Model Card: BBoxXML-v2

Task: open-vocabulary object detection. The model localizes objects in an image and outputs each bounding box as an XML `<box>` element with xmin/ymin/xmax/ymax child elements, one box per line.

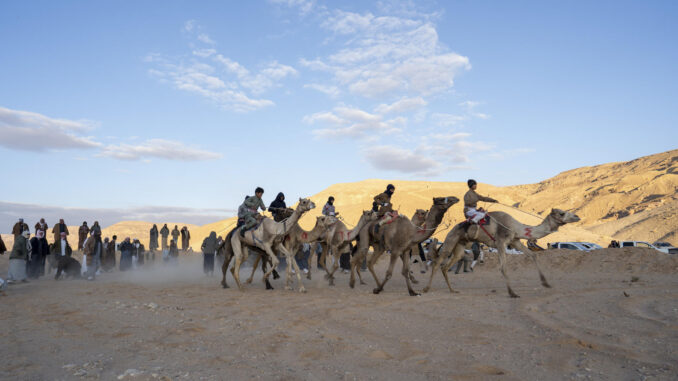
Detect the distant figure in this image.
<box><xmin>0</xmin><ymin>235</ymin><xmax>7</xmax><ymax>256</ymax></box>
<box><xmin>34</xmin><ymin>218</ymin><xmax>48</xmax><ymax>235</ymax></box>
<box><xmin>608</xmin><ymin>240</ymin><xmax>620</xmax><ymax>248</ymax></box>
<box><xmin>49</xmin><ymin>232</ymin><xmax>73</xmax><ymax>274</ymax></box>
<box><xmin>470</xmin><ymin>242</ymin><xmax>484</xmax><ymax>270</ymax></box>
<box><xmin>12</xmin><ymin>218</ymin><xmax>29</xmax><ymax>238</ymax></box>
<box><xmin>201</xmin><ymin>232</ymin><xmax>218</xmax><ymax>276</ymax></box>
<box><xmin>463</xmin><ymin>179</ymin><xmax>497</xmax><ymax>223</ymax></box>
<box><xmin>78</xmin><ymin>221</ymin><xmax>90</xmax><ymax>250</ymax></box>
<box><xmin>171</xmin><ymin>225</ymin><xmax>180</xmax><ymax>246</ymax></box>
<box><xmin>269</xmin><ymin>192</ymin><xmax>287</xmax><ymax>222</ymax></box>
<box><xmin>102</xmin><ymin>235</ymin><xmax>117</xmax><ymax>272</ymax></box>
<box><xmin>149</xmin><ymin>224</ymin><xmax>159</xmax><ymax>253</ymax></box>
<box><xmin>28</xmin><ymin>230</ymin><xmax>49</xmax><ymax>279</ymax></box>
<box><xmin>168</xmin><ymin>239</ymin><xmax>179</xmax><ymax>264</ymax></box>
<box><xmin>90</xmin><ymin>221</ymin><xmax>101</xmax><ymax>236</ymax></box>
<box><xmin>180</xmin><ymin>226</ymin><xmax>191</xmax><ymax>251</ymax></box>
<box><xmin>119</xmin><ymin>237</ymin><xmax>134</xmax><ymax>271</ymax></box>
<box><xmin>296</xmin><ymin>243</ymin><xmax>311</xmax><ymax>274</ymax></box>
<box><xmin>52</xmin><ymin>219</ymin><xmax>69</xmax><ymax>243</ymax></box>
<box><xmin>133</xmin><ymin>239</ymin><xmax>145</xmax><ymax>267</ymax></box>
<box><xmin>83</xmin><ymin>229</ymin><xmax>103</xmax><ymax>280</ymax></box>
<box><xmin>160</xmin><ymin>224</ymin><xmax>170</xmax><ymax>250</ymax></box>
<box><xmin>7</xmin><ymin>230</ymin><xmax>30</xmax><ymax>283</ymax></box>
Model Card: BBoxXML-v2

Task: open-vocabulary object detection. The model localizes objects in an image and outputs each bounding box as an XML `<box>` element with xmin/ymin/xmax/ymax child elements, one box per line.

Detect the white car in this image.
<box><xmin>580</xmin><ymin>242</ymin><xmax>603</xmax><ymax>250</ymax></box>
<box><xmin>549</xmin><ymin>242</ymin><xmax>591</xmax><ymax>251</ymax></box>
<box><xmin>653</xmin><ymin>242</ymin><xmax>678</xmax><ymax>255</ymax></box>
<box><xmin>621</xmin><ymin>241</ymin><xmax>677</xmax><ymax>254</ymax></box>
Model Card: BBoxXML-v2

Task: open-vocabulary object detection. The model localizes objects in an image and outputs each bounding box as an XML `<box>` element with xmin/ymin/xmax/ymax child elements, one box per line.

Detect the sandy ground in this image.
<box><xmin>1</xmin><ymin>248</ymin><xmax>677</xmax><ymax>380</ymax></box>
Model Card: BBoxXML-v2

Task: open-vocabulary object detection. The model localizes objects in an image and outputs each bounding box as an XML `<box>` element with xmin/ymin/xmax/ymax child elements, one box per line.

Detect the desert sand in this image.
<box><xmin>2</xmin><ymin>247</ymin><xmax>677</xmax><ymax>380</ymax></box>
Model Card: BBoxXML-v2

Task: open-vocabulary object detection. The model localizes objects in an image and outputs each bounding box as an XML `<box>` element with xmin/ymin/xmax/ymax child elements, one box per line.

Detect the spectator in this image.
<box><xmin>149</xmin><ymin>224</ymin><xmax>159</xmax><ymax>254</ymax></box>
<box><xmin>168</xmin><ymin>239</ymin><xmax>179</xmax><ymax>264</ymax></box>
<box><xmin>78</xmin><ymin>221</ymin><xmax>90</xmax><ymax>250</ymax></box>
<box><xmin>171</xmin><ymin>225</ymin><xmax>180</xmax><ymax>246</ymax></box>
<box><xmin>470</xmin><ymin>242</ymin><xmax>482</xmax><ymax>270</ymax></box>
<box><xmin>181</xmin><ymin>226</ymin><xmax>191</xmax><ymax>251</ymax></box>
<box><xmin>119</xmin><ymin>237</ymin><xmax>134</xmax><ymax>271</ymax></box>
<box><xmin>48</xmin><ymin>231</ymin><xmax>73</xmax><ymax>274</ymax></box>
<box><xmin>160</xmin><ymin>224</ymin><xmax>170</xmax><ymax>250</ymax></box>
<box><xmin>83</xmin><ymin>229</ymin><xmax>103</xmax><ymax>280</ymax></box>
<box><xmin>201</xmin><ymin>232</ymin><xmax>218</xmax><ymax>276</ymax></box>
<box><xmin>12</xmin><ymin>218</ymin><xmax>29</xmax><ymax>238</ymax></box>
<box><xmin>0</xmin><ymin>235</ymin><xmax>6</xmax><ymax>255</ymax></box>
<box><xmin>52</xmin><ymin>219</ymin><xmax>69</xmax><ymax>243</ymax></box>
<box><xmin>102</xmin><ymin>235</ymin><xmax>117</xmax><ymax>272</ymax></box>
<box><xmin>133</xmin><ymin>239</ymin><xmax>145</xmax><ymax>267</ymax></box>
<box><xmin>28</xmin><ymin>230</ymin><xmax>49</xmax><ymax>279</ymax></box>
<box><xmin>296</xmin><ymin>243</ymin><xmax>311</xmax><ymax>274</ymax></box>
<box><xmin>34</xmin><ymin>218</ymin><xmax>48</xmax><ymax>235</ymax></box>
<box><xmin>7</xmin><ymin>230</ymin><xmax>30</xmax><ymax>283</ymax></box>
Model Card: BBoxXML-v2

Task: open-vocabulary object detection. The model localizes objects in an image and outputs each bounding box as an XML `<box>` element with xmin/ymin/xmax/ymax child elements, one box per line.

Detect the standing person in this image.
<box><xmin>49</xmin><ymin>232</ymin><xmax>73</xmax><ymax>273</ymax></box>
<box><xmin>12</xmin><ymin>218</ymin><xmax>29</xmax><ymax>238</ymax></box>
<box><xmin>118</xmin><ymin>237</ymin><xmax>134</xmax><ymax>271</ymax></box>
<box><xmin>470</xmin><ymin>242</ymin><xmax>483</xmax><ymax>270</ymax></box>
<box><xmin>160</xmin><ymin>224</ymin><xmax>170</xmax><ymax>250</ymax></box>
<box><xmin>201</xmin><ymin>232</ymin><xmax>218</xmax><ymax>276</ymax></box>
<box><xmin>168</xmin><ymin>239</ymin><xmax>179</xmax><ymax>264</ymax></box>
<box><xmin>171</xmin><ymin>225</ymin><xmax>180</xmax><ymax>247</ymax></box>
<box><xmin>28</xmin><ymin>230</ymin><xmax>49</xmax><ymax>279</ymax></box>
<box><xmin>34</xmin><ymin>218</ymin><xmax>48</xmax><ymax>235</ymax></box>
<box><xmin>102</xmin><ymin>235</ymin><xmax>117</xmax><ymax>272</ymax></box>
<box><xmin>149</xmin><ymin>224</ymin><xmax>159</xmax><ymax>261</ymax></box>
<box><xmin>78</xmin><ymin>222</ymin><xmax>90</xmax><ymax>250</ymax></box>
<box><xmin>180</xmin><ymin>226</ymin><xmax>191</xmax><ymax>251</ymax></box>
<box><xmin>322</xmin><ymin>196</ymin><xmax>338</xmax><ymax>217</ymax></box>
<box><xmin>269</xmin><ymin>192</ymin><xmax>287</xmax><ymax>222</ymax></box>
<box><xmin>52</xmin><ymin>219</ymin><xmax>69</xmax><ymax>243</ymax></box>
<box><xmin>0</xmin><ymin>235</ymin><xmax>6</xmax><ymax>256</ymax></box>
<box><xmin>7</xmin><ymin>230</ymin><xmax>30</xmax><ymax>283</ymax></box>
<box><xmin>463</xmin><ymin>179</ymin><xmax>498</xmax><ymax>223</ymax></box>
<box><xmin>133</xmin><ymin>239</ymin><xmax>145</xmax><ymax>267</ymax></box>
<box><xmin>83</xmin><ymin>229</ymin><xmax>102</xmax><ymax>280</ymax></box>
<box><xmin>238</xmin><ymin>187</ymin><xmax>267</xmax><ymax>237</ymax></box>
<box><xmin>90</xmin><ymin>221</ymin><xmax>101</xmax><ymax>235</ymax></box>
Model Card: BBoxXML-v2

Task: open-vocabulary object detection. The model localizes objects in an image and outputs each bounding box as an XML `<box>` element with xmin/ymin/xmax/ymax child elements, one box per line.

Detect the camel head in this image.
<box><xmin>414</xmin><ymin>209</ymin><xmax>428</xmax><ymax>220</ymax></box>
<box><xmin>549</xmin><ymin>208</ymin><xmax>580</xmax><ymax>225</ymax></box>
<box><xmin>432</xmin><ymin>196</ymin><xmax>460</xmax><ymax>210</ymax></box>
<box><xmin>296</xmin><ymin>198</ymin><xmax>316</xmax><ymax>213</ymax></box>
<box><xmin>316</xmin><ymin>215</ymin><xmax>338</xmax><ymax>228</ymax></box>
<box><xmin>362</xmin><ymin>210</ymin><xmax>379</xmax><ymax>221</ymax></box>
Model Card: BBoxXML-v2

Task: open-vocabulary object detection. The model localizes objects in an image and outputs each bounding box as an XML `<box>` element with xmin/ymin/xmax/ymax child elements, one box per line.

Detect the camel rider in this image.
<box><xmin>464</xmin><ymin>179</ymin><xmax>497</xmax><ymax>224</ymax></box>
<box><xmin>239</xmin><ymin>187</ymin><xmax>267</xmax><ymax>237</ymax></box>
<box><xmin>373</xmin><ymin>184</ymin><xmax>396</xmax><ymax>233</ymax></box>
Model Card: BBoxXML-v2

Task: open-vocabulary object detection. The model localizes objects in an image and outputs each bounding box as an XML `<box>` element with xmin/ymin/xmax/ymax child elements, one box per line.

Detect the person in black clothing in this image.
<box><xmin>118</xmin><ymin>238</ymin><xmax>134</xmax><ymax>271</ymax></box>
<box><xmin>28</xmin><ymin>230</ymin><xmax>50</xmax><ymax>278</ymax></box>
<box><xmin>269</xmin><ymin>192</ymin><xmax>287</xmax><ymax>222</ymax></box>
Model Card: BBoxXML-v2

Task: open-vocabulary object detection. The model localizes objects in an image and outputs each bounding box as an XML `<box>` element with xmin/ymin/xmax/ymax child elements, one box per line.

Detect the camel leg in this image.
<box><xmin>373</xmin><ymin>250</ymin><xmax>398</xmax><ymax>294</ymax></box>
<box><xmin>512</xmin><ymin>240</ymin><xmax>551</xmax><ymax>288</ymax></box>
<box><xmin>400</xmin><ymin>250</ymin><xmax>420</xmax><ymax>296</ymax></box>
<box><xmin>440</xmin><ymin>244</ymin><xmax>466</xmax><ymax>294</ymax></box>
<box><xmin>229</xmin><ymin>240</ymin><xmax>245</xmax><ymax>291</ymax></box>
<box><xmin>367</xmin><ymin>247</ymin><xmax>385</xmax><ymax>289</ymax></box>
<box><xmin>246</xmin><ymin>254</ymin><xmax>261</xmax><ymax>284</ymax></box>
<box><xmin>259</xmin><ymin>253</ymin><xmax>274</xmax><ymax>290</ymax></box>
<box><xmin>220</xmin><ymin>252</ymin><xmax>233</xmax><ymax>289</ymax></box>
<box><xmin>327</xmin><ymin>248</ymin><xmax>341</xmax><ymax>286</ymax></box>
<box><xmin>278</xmin><ymin>243</ymin><xmax>305</xmax><ymax>293</ymax></box>
<box><xmin>260</xmin><ymin>245</ymin><xmax>279</xmax><ymax>285</ymax></box>
<box><xmin>497</xmin><ymin>243</ymin><xmax>519</xmax><ymax>298</ymax></box>
<box><xmin>349</xmin><ymin>245</ymin><xmax>368</xmax><ymax>288</ymax></box>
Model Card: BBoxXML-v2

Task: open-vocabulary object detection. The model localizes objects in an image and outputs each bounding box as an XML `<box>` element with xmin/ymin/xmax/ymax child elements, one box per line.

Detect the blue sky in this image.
<box><xmin>1</xmin><ymin>0</ymin><xmax>676</xmax><ymax>228</ymax></box>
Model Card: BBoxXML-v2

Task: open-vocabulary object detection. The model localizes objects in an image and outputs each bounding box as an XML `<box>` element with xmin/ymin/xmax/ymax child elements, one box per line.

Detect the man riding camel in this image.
<box><xmin>464</xmin><ymin>179</ymin><xmax>498</xmax><ymax>224</ymax></box>
<box><xmin>238</xmin><ymin>187</ymin><xmax>267</xmax><ymax>237</ymax></box>
<box><xmin>373</xmin><ymin>184</ymin><xmax>396</xmax><ymax>233</ymax></box>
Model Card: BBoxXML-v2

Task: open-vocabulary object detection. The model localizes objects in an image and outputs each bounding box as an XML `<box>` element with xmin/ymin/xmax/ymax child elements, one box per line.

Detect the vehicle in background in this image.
<box><xmin>619</xmin><ymin>241</ymin><xmax>677</xmax><ymax>254</ymax></box>
<box><xmin>653</xmin><ymin>242</ymin><xmax>678</xmax><ymax>254</ymax></box>
<box><xmin>548</xmin><ymin>242</ymin><xmax>591</xmax><ymax>251</ymax></box>
<box><xmin>580</xmin><ymin>242</ymin><xmax>603</xmax><ymax>250</ymax></box>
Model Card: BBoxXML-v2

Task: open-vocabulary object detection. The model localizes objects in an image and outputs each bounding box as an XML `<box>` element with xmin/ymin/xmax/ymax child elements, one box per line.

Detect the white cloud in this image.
<box><xmin>363</xmin><ymin>145</ymin><xmax>441</xmax><ymax>175</ymax></box>
<box><xmin>197</xmin><ymin>33</ymin><xmax>215</xmax><ymax>44</ymax></box>
<box><xmin>270</xmin><ymin>0</ymin><xmax>316</xmax><ymax>15</ymax></box>
<box><xmin>0</xmin><ymin>106</ymin><xmax>101</xmax><ymax>152</ymax></box>
<box><xmin>431</xmin><ymin>112</ymin><xmax>468</xmax><ymax>127</ymax></box>
<box><xmin>99</xmin><ymin>139</ymin><xmax>222</xmax><ymax>161</ymax></box>
<box><xmin>303</xmin><ymin>83</ymin><xmax>340</xmax><ymax>97</ymax></box>
<box><xmin>304</xmin><ymin>106</ymin><xmax>403</xmax><ymax>138</ymax></box>
<box><xmin>374</xmin><ymin>97</ymin><xmax>427</xmax><ymax>114</ymax></box>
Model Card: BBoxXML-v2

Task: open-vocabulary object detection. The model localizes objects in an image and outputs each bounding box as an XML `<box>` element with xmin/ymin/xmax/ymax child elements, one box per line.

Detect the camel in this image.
<box><xmin>245</xmin><ymin>215</ymin><xmax>337</xmax><ymax>287</ymax></box>
<box><xmin>317</xmin><ymin>210</ymin><xmax>378</xmax><ymax>286</ymax></box>
<box><xmin>422</xmin><ymin>208</ymin><xmax>580</xmax><ymax>297</ymax></box>
<box><xmin>218</xmin><ymin>230</ymin><xmax>280</xmax><ymax>290</ymax></box>
<box><xmin>229</xmin><ymin>198</ymin><xmax>316</xmax><ymax>292</ymax></box>
<box><xmin>349</xmin><ymin>196</ymin><xmax>459</xmax><ymax>296</ymax></box>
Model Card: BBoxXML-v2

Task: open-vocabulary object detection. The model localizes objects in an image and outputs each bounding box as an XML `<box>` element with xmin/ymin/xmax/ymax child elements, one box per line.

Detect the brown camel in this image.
<box><xmin>218</xmin><ymin>230</ymin><xmax>279</xmax><ymax>290</ymax></box>
<box><xmin>349</xmin><ymin>196</ymin><xmax>459</xmax><ymax>296</ymax></box>
<box><xmin>245</xmin><ymin>215</ymin><xmax>337</xmax><ymax>288</ymax></box>
<box><xmin>230</xmin><ymin>198</ymin><xmax>315</xmax><ymax>292</ymax></box>
<box><xmin>318</xmin><ymin>210</ymin><xmax>378</xmax><ymax>286</ymax></box>
<box><xmin>422</xmin><ymin>208</ymin><xmax>580</xmax><ymax>297</ymax></box>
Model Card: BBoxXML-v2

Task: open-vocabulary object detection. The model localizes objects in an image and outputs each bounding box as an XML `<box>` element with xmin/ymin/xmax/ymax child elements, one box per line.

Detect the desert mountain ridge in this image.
<box><xmin>2</xmin><ymin>149</ymin><xmax>676</xmax><ymax>249</ymax></box>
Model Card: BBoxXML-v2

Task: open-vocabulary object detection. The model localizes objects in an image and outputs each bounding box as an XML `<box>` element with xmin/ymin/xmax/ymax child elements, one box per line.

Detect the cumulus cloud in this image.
<box><xmin>374</xmin><ymin>97</ymin><xmax>427</xmax><ymax>114</ymax></box>
<box><xmin>0</xmin><ymin>106</ymin><xmax>101</xmax><ymax>152</ymax></box>
<box><xmin>270</xmin><ymin>0</ymin><xmax>316</xmax><ymax>15</ymax></box>
<box><xmin>147</xmin><ymin>22</ymin><xmax>297</xmax><ymax>112</ymax></box>
<box><xmin>99</xmin><ymin>139</ymin><xmax>221</xmax><ymax>161</ymax></box>
<box><xmin>303</xmin><ymin>83</ymin><xmax>340</xmax><ymax>97</ymax></box>
<box><xmin>303</xmin><ymin>106</ymin><xmax>403</xmax><ymax>138</ymax></box>
<box><xmin>0</xmin><ymin>201</ymin><xmax>234</xmax><ymax>230</ymax></box>
<box><xmin>363</xmin><ymin>145</ymin><xmax>441</xmax><ymax>175</ymax></box>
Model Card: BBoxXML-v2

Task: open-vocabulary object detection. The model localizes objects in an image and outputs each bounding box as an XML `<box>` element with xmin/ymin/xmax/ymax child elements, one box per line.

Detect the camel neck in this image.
<box><xmin>299</xmin><ymin>220</ymin><xmax>326</xmax><ymax>243</ymax></box>
<box><xmin>412</xmin><ymin>205</ymin><xmax>446</xmax><ymax>243</ymax></box>
<box><xmin>522</xmin><ymin>215</ymin><xmax>560</xmax><ymax>239</ymax></box>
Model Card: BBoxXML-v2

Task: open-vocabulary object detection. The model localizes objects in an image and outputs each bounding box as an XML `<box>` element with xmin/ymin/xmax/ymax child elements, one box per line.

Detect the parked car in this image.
<box><xmin>549</xmin><ymin>242</ymin><xmax>591</xmax><ymax>251</ymax></box>
<box><xmin>653</xmin><ymin>242</ymin><xmax>678</xmax><ymax>254</ymax></box>
<box><xmin>619</xmin><ymin>241</ymin><xmax>677</xmax><ymax>254</ymax></box>
<box><xmin>580</xmin><ymin>242</ymin><xmax>603</xmax><ymax>250</ymax></box>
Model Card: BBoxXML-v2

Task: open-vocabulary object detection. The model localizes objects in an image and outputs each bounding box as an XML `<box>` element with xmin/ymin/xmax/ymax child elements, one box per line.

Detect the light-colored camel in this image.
<box><xmin>317</xmin><ymin>210</ymin><xmax>378</xmax><ymax>286</ymax></box>
<box><xmin>350</xmin><ymin>196</ymin><xmax>459</xmax><ymax>296</ymax></box>
<box><xmin>219</xmin><ymin>230</ymin><xmax>279</xmax><ymax>290</ymax></box>
<box><xmin>422</xmin><ymin>208</ymin><xmax>580</xmax><ymax>297</ymax></box>
<box><xmin>245</xmin><ymin>215</ymin><xmax>337</xmax><ymax>287</ymax></box>
<box><xmin>229</xmin><ymin>198</ymin><xmax>316</xmax><ymax>292</ymax></box>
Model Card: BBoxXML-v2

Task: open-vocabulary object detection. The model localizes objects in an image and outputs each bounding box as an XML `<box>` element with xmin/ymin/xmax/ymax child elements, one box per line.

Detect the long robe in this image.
<box><xmin>149</xmin><ymin>226</ymin><xmax>159</xmax><ymax>251</ymax></box>
<box><xmin>160</xmin><ymin>226</ymin><xmax>170</xmax><ymax>250</ymax></box>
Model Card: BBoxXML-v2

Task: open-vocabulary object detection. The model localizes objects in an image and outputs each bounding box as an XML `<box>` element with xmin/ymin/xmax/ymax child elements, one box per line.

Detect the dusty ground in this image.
<box><xmin>1</xmin><ymin>248</ymin><xmax>677</xmax><ymax>380</ymax></box>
